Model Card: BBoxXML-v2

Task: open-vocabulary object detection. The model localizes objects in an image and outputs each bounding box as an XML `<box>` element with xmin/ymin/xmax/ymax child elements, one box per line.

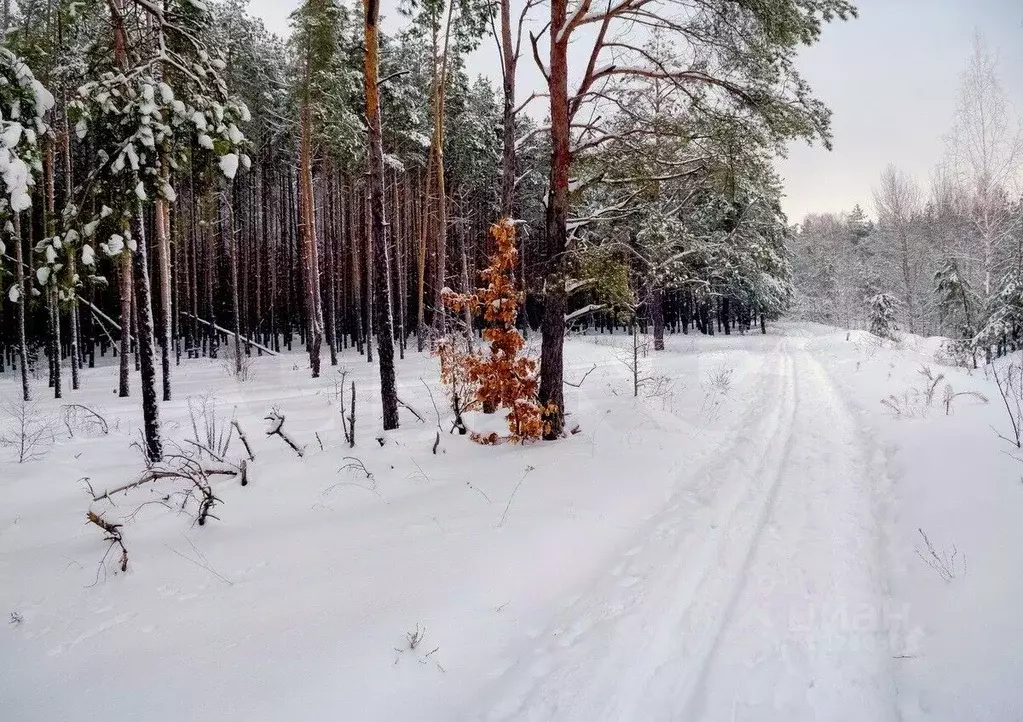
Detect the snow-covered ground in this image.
<box><xmin>1</xmin><ymin>323</ymin><xmax>1021</xmax><ymax>721</ymax></box>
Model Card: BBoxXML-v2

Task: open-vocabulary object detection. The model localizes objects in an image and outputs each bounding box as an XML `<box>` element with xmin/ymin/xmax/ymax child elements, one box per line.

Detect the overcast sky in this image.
<box><xmin>248</xmin><ymin>0</ymin><xmax>1023</xmax><ymax>222</ymax></box>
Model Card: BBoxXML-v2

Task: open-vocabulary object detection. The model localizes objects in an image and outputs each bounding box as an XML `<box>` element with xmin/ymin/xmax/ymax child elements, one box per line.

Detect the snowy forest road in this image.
<box><xmin>481</xmin><ymin>336</ymin><xmax>899</xmax><ymax>722</ymax></box>
<box><xmin>3</xmin><ymin>330</ymin><xmax>921</xmax><ymax>722</ymax></box>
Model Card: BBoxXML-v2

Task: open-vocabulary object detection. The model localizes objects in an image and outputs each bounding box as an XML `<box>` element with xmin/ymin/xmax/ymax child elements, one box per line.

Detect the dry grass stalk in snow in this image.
<box><xmin>918</xmin><ymin>365</ymin><xmax>945</xmax><ymax>406</ymax></box>
<box><xmin>942</xmin><ymin>384</ymin><xmax>989</xmax><ymax>415</ymax></box>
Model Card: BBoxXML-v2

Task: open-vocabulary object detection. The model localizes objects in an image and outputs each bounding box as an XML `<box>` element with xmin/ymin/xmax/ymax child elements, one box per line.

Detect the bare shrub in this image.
<box><xmin>186</xmin><ymin>393</ymin><xmax>234</xmax><ymax>461</ymax></box>
<box><xmin>614</xmin><ymin>322</ymin><xmax>654</xmax><ymax>398</ymax></box>
<box><xmin>990</xmin><ymin>358</ymin><xmax>1023</xmax><ymax>448</ymax></box>
<box><xmin>393</xmin><ymin>624</ymin><xmax>442</xmax><ymax>670</ymax></box>
<box><xmin>0</xmin><ymin>395</ymin><xmax>55</xmax><ymax>463</ymax></box>
<box><xmin>707</xmin><ymin>365</ymin><xmax>734</xmax><ymax>396</ymax></box>
<box><xmin>644</xmin><ymin>375</ymin><xmax>679</xmax><ymax>412</ymax></box>
<box><xmin>62</xmin><ymin>404</ymin><xmax>109</xmax><ymax>437</ymax></box>
<box><xmin>221</xmin><ymin>344</ymin><xmax>254</xmax><ymax>382</ymax></box>
<box><xmin>915</xmin><ymin>527</ymin><xmax>964</xmax><ymax>582</ymax></box>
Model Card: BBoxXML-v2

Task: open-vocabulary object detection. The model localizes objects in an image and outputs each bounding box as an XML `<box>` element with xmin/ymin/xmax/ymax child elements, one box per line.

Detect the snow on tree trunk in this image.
<box><xmin>131</xmin><ymin>216</ymin><xmax>162</xmax><ymax>462</ymax></box>
<box><xmin>118</xmin><ymin>251</ymin><xmax>132</xmax><ymax>398</ymax></box>
<box><xmin>298</xmin><ymin>101</ymin><xmax>323</xmax><ymax>378</ymax></box>
<box><xmin>156</xmin><ymin>167</ymin><xmax>173</xmax><ymax>401</ymax></box>
<box><xmin>50</xmin><ymin>286</ymin><xmax>62</xmax><ymax>399</ymax></box>
<box><xmin>224</xmin><ymin>183</ymin><xmax>243</xmax><ymax>377</ymax></box>
<box><xmin>14</xmin><ymin>215</ymin><xmax>29</xmax><ymax>401</ymax></box>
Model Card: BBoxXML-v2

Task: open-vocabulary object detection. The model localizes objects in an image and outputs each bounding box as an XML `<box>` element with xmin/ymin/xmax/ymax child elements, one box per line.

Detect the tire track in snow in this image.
<box><xmin>480</xmin><ymin>342</ymin><xmax>803</xmax><ymax>721</ymax></box>
<box><xmin>680</xmin><ymin>349</ymin><xmax>898</xmax><ymax>722</ymax></box>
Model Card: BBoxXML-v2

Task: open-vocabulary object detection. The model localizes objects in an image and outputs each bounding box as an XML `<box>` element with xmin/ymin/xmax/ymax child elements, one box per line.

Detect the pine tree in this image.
<box><xmin>1</xmin><ymin>47</ymin><xmax>53</xmax><ymax>401</ymax></box>
<box><xmin>868</xmin><ymin>293</ymin><xmax>900</xmax><ymax>340</ymax></box>
<box><xmin>364</xmin><ymin>0</ymin><xmax>400</xmax><ymax>430</ymax></box>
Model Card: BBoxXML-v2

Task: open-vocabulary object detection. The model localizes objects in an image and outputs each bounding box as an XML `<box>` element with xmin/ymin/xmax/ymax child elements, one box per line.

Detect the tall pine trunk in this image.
<box><xmin>298</xmin><ymin>66</ymin><xmax>323</xmax><ymax>377</ymax></box>
<box><xmin>49</xmin><ymin>286</ymin><xmax>62</xmax><ymax>399</ymax></box>
<box><xmin>118</xmin><ymin>251</ymin><xmax>132</xmax><ymax>397</ymax></box>
<box><xmin>430</xmin><ymin>1</ymin><xmax>457</xmax><ymax>338</ymax></box>
<box><xmin>131</xmin><ymin>214</ymin><xmax>162</xmax><ymax>462</ymax></box>
<box><xmin>538</xmin><ymin>0</ymin><xmax>571</xmax><ymax>439</ymax></box>
<box><xmin>224</xmin><ymin>183</ymin><xmax>243</xmax><ymax>375</ymax></box>
<box><xmin>364</xmin><ymin>0</ymin><xmax>399</xmax><ymax>431</ymax></box>
<box><xmin>651</xmin><ymin>286</ymin><xmax>665</xmax><ymax>350</ymax></box>
<box><xmin>13</xmin><ymin>214</ymin><xmax>29</xmax><ymax>401</ymax></box>
<box><xmin>499</xmin><ymin>0</ymin><xmax>516</xmax><ymax>218</ymax></box>
<box><xmin>155</xmin><ymin>166</ymin><xmax>172</xmax><ymax>400</ymax></box>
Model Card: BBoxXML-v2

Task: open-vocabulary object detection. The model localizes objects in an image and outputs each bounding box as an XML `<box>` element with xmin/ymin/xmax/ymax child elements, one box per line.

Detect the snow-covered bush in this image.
<box><xmin>933</xmin><ymin>259</ymin><xmax>976</xmax><ymax>341</ymax></box>
<box><xmin>868</xmin><ymin>293</ymin><xmax>900</xmax><ymax>340</ymax></box>
<box><xmin>0</xmin><ymin>394</ymin><xmax>56</xmax><ymax>463</ymax></box>
<box><xmin>933</xmin><ymin>339</ymin><xmax>974</xmax><ymax>369</ymax></box>
<box><xmin>973</xmin><ymin>269</ymin><xmax>1023</xmax><ymax>358</ymax></box>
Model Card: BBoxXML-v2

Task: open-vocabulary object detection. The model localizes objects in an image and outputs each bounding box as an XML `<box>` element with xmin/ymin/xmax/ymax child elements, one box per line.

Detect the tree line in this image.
<box><xmin>1</xmin><ymin>0</ymin><xmax>856</xmax><ymax>454</ymax></box>
<box><xmin>790</xmin><ymin>34</ymin><xmax>1022</xmax><ymax>360</ymax></box>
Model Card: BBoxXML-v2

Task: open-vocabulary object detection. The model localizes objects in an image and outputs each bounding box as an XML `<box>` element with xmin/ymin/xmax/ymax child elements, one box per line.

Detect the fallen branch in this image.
<box><xmin>397</xmin><ymin>397</ymin><xmax>426</xmax><ymax>423</ymax></box>
<box><xmin>191</xmin><ymin>468</ymin><xmax>221</xmax><ymax>526</ymax></box>
<box><xmin>80</xmin><ymin>298</ymin><xmax>129</xmax><ymax>341</ymax></box>
<box><xmin>182</xmin><ymin>438</ymin><xmax>227</xmax><ymax>464</ymax></box>
<box><xmin>264</xmin><ymin>409</ymin><xmax>304</xmax><ymax>457</ymax></box>
<box><xmin>565</xmin><ymin>304</ymin><xmax>606</xmax><ymax>325</ymax></box>
<box><xmin>88</xmin><ymin>308</ymin><xmax>121</xmax><ymax>349</ymax></box>
<box><xmin>92</xmin><ymin>466</ymin><xmax>238</xmax><ymax>502</ymax></box>
<box><xmin>86</xmin><ymin>510</ymin><xmax>128</xmax><ymax>573</ymax></box>
<box><xmin>565</xmin><ymin>364</ymin><xmax>597</xmax><ymax>388</ymax></box>
<box><xmin>183</xmin><ymin>312</ymin><xmax>278</xmax><ymax>356</ymax></box>
<box><xmin>232</xmin><ymin>420</ymin><xmax>255</xmax><ymax>461</ymax></box>
<box><xmin>340</xmin><ymin>456</ymin><xmax>373</xmax><ymax>479</ymax></box>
